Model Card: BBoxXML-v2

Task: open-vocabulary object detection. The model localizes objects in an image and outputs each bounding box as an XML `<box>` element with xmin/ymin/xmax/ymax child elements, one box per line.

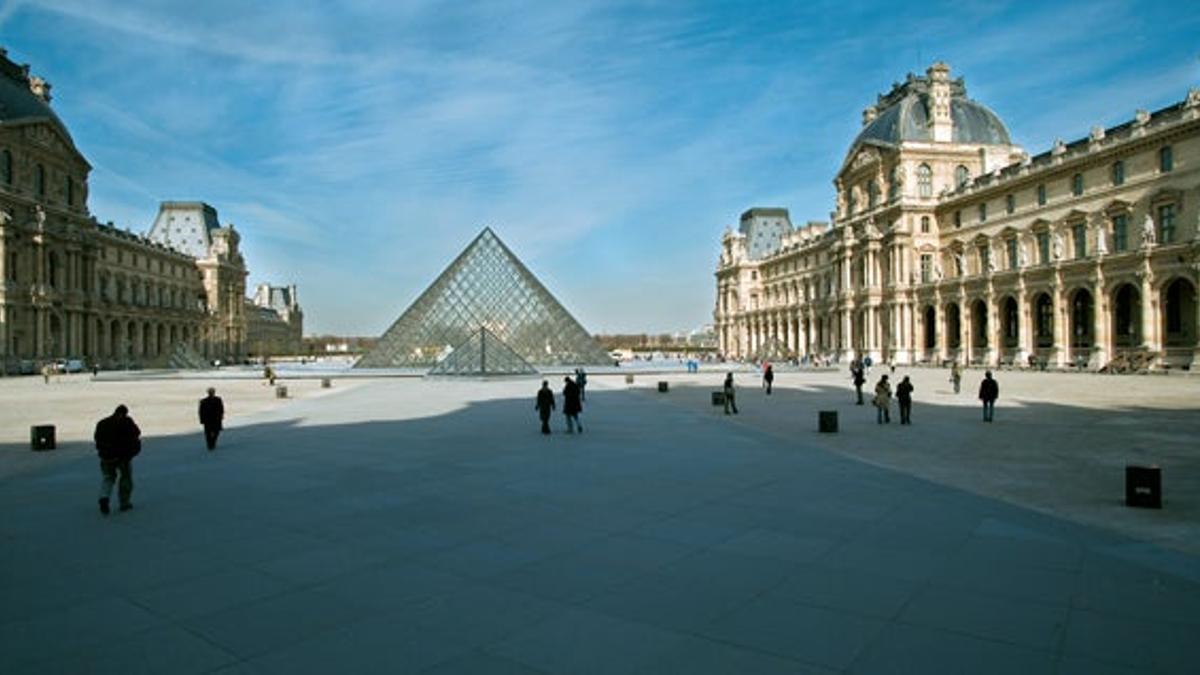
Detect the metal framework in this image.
<box><xmin>356</xmin><ymin>227</ymin><xmax>611</xmax><ymax>372</ymax></box>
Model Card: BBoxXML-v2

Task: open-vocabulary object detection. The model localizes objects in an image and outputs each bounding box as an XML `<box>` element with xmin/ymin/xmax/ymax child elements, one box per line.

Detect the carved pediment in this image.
<box><xmin>848</xmin><ymin>147</ymin><xmax>881</xmax><ymax>172</ymax></box>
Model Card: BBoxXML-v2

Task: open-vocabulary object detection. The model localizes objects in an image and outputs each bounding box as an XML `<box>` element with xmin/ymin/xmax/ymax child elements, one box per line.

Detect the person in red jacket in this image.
<box><xmin>93</xmin><ymin>404</ymin><xmax>141</xmax><ymax>514</ymax></box>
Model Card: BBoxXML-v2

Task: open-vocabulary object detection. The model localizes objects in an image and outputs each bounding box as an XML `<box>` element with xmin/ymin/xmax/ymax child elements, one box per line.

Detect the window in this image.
<box><xmin>1005</xmin><ymin>194</ymin><xmax>1014</xmax><ymax>215</ymax></box>
<box><xmin>1071</xmin><ymin>173</ymin><xmax>1083</xmax><ymax>197</ymax></box>
<box><xmin>1072</xmin><ymin>223</ymin><xmax>1087</xmax><ymax>259</ymax></box>
<box><xmin>868</xmin><ymin>182</ymin><xmax>879</xmax><ymax>209</ymax></box>
<box><xmin>847</xmin><ymin>189</ymin><xmax>857</xmax><ymax>215</ymax></box>
<box><xmin>1</xmin><ymin>149</ymin><xmax>10</xmax><ymax>184</ymax></box>
<box><xmin>920</xmin><ymin>216</ymin><xmax>930</xmax><ymax>233</ymax></box>
<box><xmin>978</xmin><ymin>202</ymin><xmax>987</xmax><ymax>223</ymax></box>
<box><xmin>979</xmin><ymin>245</ymin><xmax>990</xmax><ymax>272</ymax></box>
<box><xmin>955</xmin><ymin>165</ymin><xmax>970</xmax><ymax>187</ymax></box>
<box><xmin>1112</xmin><ymin>214</ymin><xmax>1128</xmax><ymax>252</ymax></box>
<box><xmin>1036</xmin><ymin>184</ymin><xmax>1046</xmax><ymax>206</ymax></box>
<box><xmin>66</xmin><ymin>177</ymin><xmax>74</xmax><ymax>206</ymax></box>
<box><xmin>888</xmin><ymin>168</ymin><xmax>899</xmax><ymax>201</ymax></box>
<box><xmin>1112</xmin><ymin>160</ymin><xmax>1125</xmax><ymax>186</ymax></box>
<box><xmin>7</xmin><ymin>251</ymin><xmax>16</xmax><ymax>281</ymax></box>
<box><xmin>1159</xmin><ymin>145</ymin><xmax>1173</xmax><ymax>172</ymax></box>
<box><xmin>917</xmin><ymin>164</ymin><xmax>932</xmax><ymax>198</ymax></box>
<box><xmin>1007</xmin><ymin>238</ymin><xmax>1018</xmax><ymax>270</ymax></box>
<box><xmin>954</xmin><ymin>210</ymin><xmax>962</xmax><ymax>228</ymax></box>
<box><xmin>920</xmin><ymin>254</ymin><xmax>932</xmax><ymax>283</ymax></box>
<box><xmin>1037</xmin><ymin>231</ymin><xmax>1050</xmax><ymax>264</ymax></box>
<box><xmin>1158</xmin><ymin>204</ymin><xmax>1176</xmax><ymax>244</ymax></box>
<box><xmin>34</xmin><ymin>164</ymin><xmax>45</xmax><ymax>197</ymax></box>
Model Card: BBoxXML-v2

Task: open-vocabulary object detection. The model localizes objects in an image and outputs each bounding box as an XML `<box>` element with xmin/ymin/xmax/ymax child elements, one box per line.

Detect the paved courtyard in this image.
<box><xmin>1</xmin><ymin>372</ymin><xmax>1198</xmax><ymax>674</ymax></box>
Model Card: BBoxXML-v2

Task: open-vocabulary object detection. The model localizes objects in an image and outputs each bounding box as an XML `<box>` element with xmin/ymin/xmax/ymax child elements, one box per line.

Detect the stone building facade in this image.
<box><xmin>245</xmin><ymin>283</ymin><xmax>303</xmax><ymax>356</ymax></box>
<box><xmin>0</xmin><ymin>47</ymin><xmax>248</xmax><ymax>372</ymax></box>
<box><xmin>716</xmin><ymin>63</ymin><xmax>1200</xmax><ymax>370</ymax></box>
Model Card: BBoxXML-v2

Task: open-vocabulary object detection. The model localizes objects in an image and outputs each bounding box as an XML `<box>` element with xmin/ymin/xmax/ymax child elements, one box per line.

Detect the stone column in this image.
<box><xmin>1089</xmin><ymin>275</ymin><xmax>1108</xmax><ymax>370</ymax></box>
<box><xmin>1139</xmin><ymin>270</ymin><xmax>1155</xmax><ymax>354</ymax></box>
<box><xmin>1015</xmin><ymin>282</ymin><xmax>1031</xmax><ymax>366</ymax></box>
<box><xmin>1049</xmin><ymin>281</ymin><xmax>1065</xmax><ymax>368</ymax></box>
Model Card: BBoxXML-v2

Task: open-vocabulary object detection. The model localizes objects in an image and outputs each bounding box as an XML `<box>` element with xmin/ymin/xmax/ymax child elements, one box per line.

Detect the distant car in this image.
<box><xmin>63</xmin><ymin>359</ymin><xmax>85</xmax><ymax>373</ymax></box>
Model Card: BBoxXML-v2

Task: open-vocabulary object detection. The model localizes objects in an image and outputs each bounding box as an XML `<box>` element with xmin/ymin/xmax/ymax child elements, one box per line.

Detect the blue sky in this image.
<box><xmin>2</xmin><ymin>1</ymin><xmax>1197</xmax><ymax>335</ymax></box>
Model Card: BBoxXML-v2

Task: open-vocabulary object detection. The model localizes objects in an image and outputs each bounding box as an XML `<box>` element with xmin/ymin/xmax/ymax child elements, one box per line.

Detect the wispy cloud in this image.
<box><xmin>4</xmin><ymin>1</ymin><xmax>1194</xmax><ymax>333</ymax></box>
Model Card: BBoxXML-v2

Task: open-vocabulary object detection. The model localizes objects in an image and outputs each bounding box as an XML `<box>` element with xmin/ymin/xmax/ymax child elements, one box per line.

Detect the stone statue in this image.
<box><xmin>1051</xmin><ymin>231</ymin><xmax>1064</xmax><ymax>260</ymax></box>
<box><xmin>1018</xmin><ymin>243</ymin><xmax>1029</xmax><ymax>268</ymax></box>
<box><xmin>34</xmin><ymin>205</ymin><xmax>46</xmax><ymax>230</ymax></box>
<box><xmin>1141</xmin><ymin>214</ymin><xmax>1156</xmax><ymax>247</ymax></box>
<box><xmin>934</xmin><ymin>264</ymin><xmax>944</xmax><ymax>281</ymax></box>
<box><xmin>1094</xmin><ymin>221</ymin><xmax>1108</xmax><ymax>255</ymax></box>
<box><xmin>986</xmin><ymin>255</ymin><xmax>997</xmax><ymax>273</ymax></box>
<box><xmin>954</xmin><ymin>252</ymin><xmax>966</xmax><ymax>276</ymax></box>
<box><xmin>864</xmin><ymin>217</ymin><xmax>879</xmax><ymax>238</ymax></box>
<box><xmin>0</xmin><ymin>208</ymin><xmax>11</xmax><ymax>226</ymax></box>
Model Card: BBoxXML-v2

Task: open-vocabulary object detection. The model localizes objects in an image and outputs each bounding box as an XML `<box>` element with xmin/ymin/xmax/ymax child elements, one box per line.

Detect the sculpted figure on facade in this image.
<box><xmin>1141</xmin><ymin>213</ymin><xmax>1156</xmax><ymax>247</ymax></box>
<box><xmin>954</xmin><ymin>252</ymin><xmax>966</xmax><ymax>276</ymax></box>
<box><xmin>1051</xmin><ymin>231</ymin><xmax>1064</xmax><ymax>260</ymax></box>
<box><xmin>34</xmin><ymin>204</ymin><xmax>46</xmax><ymax>230</ymax></box>
<box><xmin>0</xmin><ymin>208</ymin><xmax>11</xmax><ymax>226</ymax></box>
<box><xmin>1018</xmin><ymin>241</ymin><xmax>1029</xmax><ymax>268</ymax></box>
<box><xmin>1094</xmin><ymin>219</ymin><xmax>1109</xmax><ymax>255</ymax></box>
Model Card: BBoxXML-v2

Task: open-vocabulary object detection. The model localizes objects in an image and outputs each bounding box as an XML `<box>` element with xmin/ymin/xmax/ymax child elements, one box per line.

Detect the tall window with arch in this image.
<box><xmin>920</xmin><ymin>215</ymin><xmax>930</xmax><ymax>233</ymax></box>
<box><xmin>1</xmin><ymin>149</ymin><xmax>11</xmax><ymax>184</ymax></box>
<box><xmin>34</xmin><ymin>164</ymin><xmax>45</xmax><ymax>197</ymax></box>
<box><xmin>955</xmin><ymin>165</ymin><xmax>970</xmax><ymax>188</ymax></box>
<box><xmin>917</xmin><ymin>164</ymin><xmax>932</xmax><ymax>198</ymax></box>
<box><xmin>1157</xmin><ymin>203</ymin><xmax>1176</xmax><ymax>244</ymax></box>
<box><xmin>868</xmin><ymin>182</ymin><xmax>879</xmax><ymax>209</ymax></box>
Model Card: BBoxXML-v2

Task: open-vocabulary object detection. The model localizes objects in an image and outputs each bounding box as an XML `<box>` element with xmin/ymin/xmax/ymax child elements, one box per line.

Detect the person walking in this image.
<box><xmin>979</xmin><ymin>370</ymin><xmax>999</xmax><ymax>422</ymax></box>
<box><xmin>198</xmin><ymin>387</ymin><xmax>225</xmax><ymax>451</ymax></box>
<box><xmin>563</xmin><ymin>376</ymin><xmax>583</xmax><ymax>434</ymax></box>
<box><xmin>950</xmin><ymin>361</ymin><xmax>962</xmax><ymax>394</ymax></box>
<box><xmin>535</xmin><ymin>380</ymin><xmax>555</xmax><ymax>435</ymax></box>
<box><xmin>763</xmin><ymin>364</ymin><xmax>775</xmax><ymax>395</ymax></box>
<box><xmin>896</xmin><ymin>376</ymin><xmax>914</xmax><ymax>425</ymax></box>
<box><xmin>873</xmin><ymin>375</ymin><xmax>892</xmax><ymax>424</ymax></box>
<box><xmin>575</xmin><ymin>368</ymin><xmax>588</xmax><ymax>401</ymax></box>
<box><xmin>93</xmin><ymin>404</ymin><xmax>141</xmax><ymax>514</ymax></box>
<box><xmin>852</xmin><ymin>362</ymin><xmax>866</xmax><ymax>405</ymax></box>
<box><xmin>723</xmin><ymin>372</ymin><xmax>738</xmax><ymax>414</ymax></box>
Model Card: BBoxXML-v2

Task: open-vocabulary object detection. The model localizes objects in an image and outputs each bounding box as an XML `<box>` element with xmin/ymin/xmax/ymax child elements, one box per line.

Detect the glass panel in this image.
<box><xmin>357</xmin><ymin>228</ymin><xmax>612</xmax><ymax>371</ymax></box>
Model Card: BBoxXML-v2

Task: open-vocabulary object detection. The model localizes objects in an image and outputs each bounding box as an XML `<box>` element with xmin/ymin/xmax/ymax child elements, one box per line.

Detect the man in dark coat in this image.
<box><xmin>979</xmin><ymin>370</ymin><xmax>999</xmax><ymax>422</ymax></box>
<box><xmin>763</xmin><ymin>364</ymin><xmax>774</xmax><ymax>395</ymax></box>
<box><xmin>535</xmin><ymin>380</ymin><xmax>555</xmax><ymax>435</ymax></box>
<box><xmin>199</xmin><ymin>387</ymin><xmax>225</xmax><ymax>451</ymax></box>
<box><xmin>852</xmin><ymin>362</ymin><xmax>866</xmax><ymax>405</ymax></box>
<box><xmin>896</xmin><ymin>376</ymin><xmax>914</xmax><ymax>425</ymax></box>
<box><xmin>723</xmin><ymin>372</ymin><xmax>738</xmax><ymax>414</ymax></box>
<box><xmin>562</xmin><ymin>376</ymin><xmax>583</xmax><ymax>434</ymax></box>
<box><xmin>93</xmin><ymin>404</ymin><xmax>141</xmax><ymax>514</ymax></box>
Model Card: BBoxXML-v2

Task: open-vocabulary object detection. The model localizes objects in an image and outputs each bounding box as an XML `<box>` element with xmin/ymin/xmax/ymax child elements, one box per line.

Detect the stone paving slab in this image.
<box><xmin>1</xmin><ymin>376</ymin><xmax>1198</xmax><ymax>673</ymax></box>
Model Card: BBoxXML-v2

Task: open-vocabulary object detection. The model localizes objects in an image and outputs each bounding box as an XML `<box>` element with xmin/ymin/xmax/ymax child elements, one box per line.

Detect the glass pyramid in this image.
<box><xmin>427</xmin><ymin>326</ymin><xmax>537</xmax><ymax>376</ymax></box>
<box><xmin>356</xmin><ymin>227</ymin><xmax>612</xmax><ymax>371</ymax></box>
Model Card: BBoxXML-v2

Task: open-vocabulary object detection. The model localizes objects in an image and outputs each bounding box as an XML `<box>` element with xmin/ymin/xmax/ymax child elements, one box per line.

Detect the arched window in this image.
<box><xmin>955</xmin><ymin>165</ymin><xmax>970</xmax><ymax>188</ymax></box>
<box><xmin>920</xmin><ymin>216</ymin><xmax>930</xmax><ymax>233</ymax></box>
<box><xmin>34</xmin><ymin>164</ymin><xmax>45</xmax><ymax>197</ymax></box>
<box><xmin>1</xmin><ymin>149</ymin><xmax>11</xmax><ymax>184</ymax></box>
<box><xmin>66</xmin><ymin>176</ymin><xmax>74</xmax><ymax>206</ymax></box>
<box><xmin>917</xmin><ymin>164</ymin><xmax>932</xmax><ymax>198</ymax></box>
<box><xmin>888</xmin><ymin>168</ymin><xmax>899</xmax><ymax>201</ymax></box>
<box><xmin>868</xmin><ymin>182</ymin><xmax>879</xmax><ymax>209</ymax></box>
<box><xmin>847</xmin><ymin>188</ymin><xmax>857</xmax><ymax>215</ymax></box>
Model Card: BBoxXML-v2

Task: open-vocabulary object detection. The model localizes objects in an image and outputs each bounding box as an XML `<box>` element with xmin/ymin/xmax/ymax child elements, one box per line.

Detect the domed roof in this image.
<box><xmin>0</xmin><ymin>50</ymin><xmax>73</xmax><ymax>143</ymax></box>
<box><xmin>849</xmin><ymin>67</ymin><xmax>1010</xmax><ymax>153</ymax></box>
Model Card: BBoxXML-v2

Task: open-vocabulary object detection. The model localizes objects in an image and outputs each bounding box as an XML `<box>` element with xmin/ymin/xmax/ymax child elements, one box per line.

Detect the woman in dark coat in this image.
<box><xmin>535</xmin><ymin>381</ymin><xmax>555</xmax><ymax>435</ymax></box>
<box><xmin>562</xmin><ymin>376</ymin><xmax>583</xmax><ymax>434</ymax></box>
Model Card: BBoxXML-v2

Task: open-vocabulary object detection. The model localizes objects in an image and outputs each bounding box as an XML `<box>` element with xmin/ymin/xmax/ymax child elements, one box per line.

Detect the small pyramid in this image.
<box><xmin>428</xmin><ymin>326</ymin><xmax>537</xmax><ymax>376</ymax></box>
<box><xmin>356</xmin><ymin>228</ymin><xmax>611</xmax><ymax>370</ymax></box>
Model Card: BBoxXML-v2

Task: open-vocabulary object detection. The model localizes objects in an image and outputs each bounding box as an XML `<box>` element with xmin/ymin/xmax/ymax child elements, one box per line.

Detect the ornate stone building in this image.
<box><xmin>245</xmin><ymin>283</ymin><xmax>303</xmax><ymax>357</ymax></box>
<box><xmin>716</xmin><ymin>63</ymin><xmax>1200</xmax><ymax>370</ymax></box>
<box><xmin>0</xmin><ymin>47</ymin><xmax>248</xmax><ymax>372</ymax></box>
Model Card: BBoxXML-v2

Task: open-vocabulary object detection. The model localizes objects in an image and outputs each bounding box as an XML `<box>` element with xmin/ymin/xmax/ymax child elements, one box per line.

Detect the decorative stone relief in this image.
<box><xmin>1051</xmin><ymin>231</ymin><xmax>1064</xmax><ymax>261</ymax></box>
